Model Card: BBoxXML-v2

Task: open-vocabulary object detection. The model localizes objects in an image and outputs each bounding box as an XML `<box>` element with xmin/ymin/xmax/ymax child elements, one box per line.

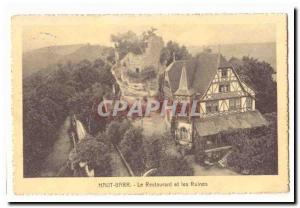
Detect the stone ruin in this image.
<box><xmin>111</xmin><ymin>35</ymin><xmax>165</xmax><ymax>103</ymax></box>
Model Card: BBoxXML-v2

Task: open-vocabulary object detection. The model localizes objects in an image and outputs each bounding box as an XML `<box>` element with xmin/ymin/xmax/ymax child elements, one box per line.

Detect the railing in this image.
<box><xmin>114</xmin><ymin>144</ymin><xmax>135</xmax><ymax>176</ymax></box>
<box><xmin>205</xmin><ymin>146</ymin><xmax>232</xmax><ymax>153</ymax></box>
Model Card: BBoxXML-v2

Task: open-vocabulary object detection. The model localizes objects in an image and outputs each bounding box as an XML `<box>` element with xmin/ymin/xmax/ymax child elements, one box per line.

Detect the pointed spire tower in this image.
<box><xmin>174</xmin><ymin>62</ymin><xmax>194</xmax><ymax>96</ymax></box>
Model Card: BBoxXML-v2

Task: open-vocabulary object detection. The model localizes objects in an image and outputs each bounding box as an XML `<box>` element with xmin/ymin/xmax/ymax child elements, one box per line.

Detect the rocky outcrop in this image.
<box><xmin>111</xmin><ymin>35</ymin><xmax>165</xmax><ymax>102</ymax></box>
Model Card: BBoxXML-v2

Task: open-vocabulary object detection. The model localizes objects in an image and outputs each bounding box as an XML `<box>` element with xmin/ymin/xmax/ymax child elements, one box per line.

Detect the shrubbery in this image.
<box><xmin>116</xmin><ymin>126</ymin><xmax>193</xmax><ymax>176</ymax></box>
<box><xmin>229</xmin><ymin>57</ymin><xmax>277</xmax><ymax>114</ymax></box>
<box><xmin>156</xmin><ymin>154</ymin><xmax>194</xmax><ymax>176</ymax></box>
<box><xmin>68</xmin><ymin>135</ymin><xmax>112</xmax><ymax>177</ymax></box>
<box><xmin>120</xmin><ymin>127</ymin><xmax>146</xmax><ymax>175</ymax></box>
<box><xmin>226</xmin><ymin>113</ymin><xmax>277</xmax><ymax>175</ymax></box>
<box><xmin>192</xmin><ymin>113</ymin><xmax>277</xmax><ymax>175</ymax></box>
<box><xmin>194</xmin><ymin>139</ymin><xmax>206</xmax><ymax>165</ymax></box>
<box><xmin>106</xmin><ymin>119</ymin><xmax>132</xmax><ymax>145</ymax></box>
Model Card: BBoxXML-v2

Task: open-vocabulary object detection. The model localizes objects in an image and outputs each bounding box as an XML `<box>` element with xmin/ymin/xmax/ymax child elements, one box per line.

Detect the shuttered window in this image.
<box><xmin>206</xmin><ymin>100</ymin><xmax>218</xmax><ymax>113</ymax></box>
<box><xmin>229</xmin><ymin>98</ymin><xmax>241</xmax><ymax>110</ymax></box>
<box><xmin>246</xmin><ymin>97</ymin><xmax>252</xmax><ymax>110</ymax></box>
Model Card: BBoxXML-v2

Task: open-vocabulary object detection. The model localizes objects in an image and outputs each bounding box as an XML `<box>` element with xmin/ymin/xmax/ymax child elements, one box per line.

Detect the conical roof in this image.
<box><xmin>174</xmin><ymin>63</ymin><xmax>194</xmax><ymax>96</ymax></box>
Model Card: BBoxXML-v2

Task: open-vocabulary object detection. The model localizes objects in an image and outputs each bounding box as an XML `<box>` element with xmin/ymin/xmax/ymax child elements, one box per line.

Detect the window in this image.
<box><xmin>179</xmin><ymin>127</ymin><xmax>188</xmax><ymax>141</ymax></box>
<box><xmin>221</xmin><ymin>69</ymin><xmax>227</xmax><ymax>78</ymax></box>
<box><xmin>229</xmin><ymin>98</ymin><xmax>241</xmax><ymax>110</ymax></box>
<box><xmin>136</xmin><ymin>68</ymin><xmax>140</xmax><ymax>73</ymax></box>
<box><xmin>246</xmin><ymin>97</ymin><xmax>252</xmax><ymax>110</ymax></box>
<box><xmin>219</xmin><ymin>84</ymin><xmax>230</xmax><ymax>93</ymax></box>
<box><xmin>206</xmin><ymin>101</ymin><xmax>218</xmax><ymax>113</ymax></box>
<box><xmin>165</xmin><ymin>80</ymin><xmax>170</xmax><ymax>88</ymax></box>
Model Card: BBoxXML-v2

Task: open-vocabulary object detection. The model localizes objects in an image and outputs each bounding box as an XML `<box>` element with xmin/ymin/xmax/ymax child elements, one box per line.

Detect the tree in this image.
<box><xmin>157</xmin><ymin>154</ymin><xmax>194</xmax><ymax>176</ymax></box>
<box><xmin>71</xmin><ymin>60</ymin><xmax>101</xmax><ymax>91</ymax></box>
<box><xmin>229</xmin><ymin>56</ymin><xmax>277</xmax><ymax>113</ymax></box>
<box><xmin>67</xmin><ymin>82</ymin><xmax>110</xmax><ymax>133</ymax></box>
<box><xmin>106</xmin><ymin>119</ymin><xmax>132</xmax><ymax>145</ymax></box>
<box><xmin>69</xmin><ymin>136</ymin><xmax>112</xmax><ymax>177</ymax></box>
<box><xmin>142</xmin><ymin>27</ymin><xmax>158</xmax><ymax>42</ymax></box>
<box><xmin>94</xmin><ymin>58</ymin><xmax>116</xmax><ymax>87</ymax></box>
<box><xmin>111</xmin><ymin>28</ymin><xmax>159</xmax><ymax>60</ymax></box>
<box><xmin>160</xmin><ymin>41</ymin><xmax>192</xmax><ymax>66</ymax></box>
<box><xmin>23</xmin><ymin>57</ymin><xmax>115</xmax><ymax>177</ymax></box>
<box><xmin>120</xmin><ymin>127</ymin><xmax>146</xmax><ymax>175</ymax></box>
<box><xmin>225</xmin><ymin>118</ymin><xmax>278</xmax><ymax>175</ymax></box>
<box><xmin>111</xmin><ymin>31</ymin><xmax>145</xmax><ymax>60</ymax></box>
<box><xmin>194</xmin><ymin>138</ymin><xmax>206</xmax><ymax>165</ymax></box>
<box><xmin>144</xmin><ymin>134</ymin><xmax>164</xmax><ymax>169</ymax></box>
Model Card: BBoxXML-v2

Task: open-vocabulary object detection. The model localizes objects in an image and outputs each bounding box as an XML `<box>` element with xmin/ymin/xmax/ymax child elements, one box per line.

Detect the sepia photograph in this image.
<box><xmin>11</xmin><ymin>14</ymin><xmax>289</xmax><ymax>195</ymax></box>
<box><xmin>22</xmin><ymin>18</ymin><xmax>278</xmax><ymax>178</ymax></box>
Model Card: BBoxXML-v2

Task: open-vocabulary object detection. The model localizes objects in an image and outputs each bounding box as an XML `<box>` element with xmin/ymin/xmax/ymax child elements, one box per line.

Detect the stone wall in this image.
<box><xmin>112</xmin><ymin>35</ymin><xmax>165</xmax><ymax>101</ymax></box>
<box><xmin>120</xmin><ymin>35</ymin><xmax>164</xmax><ymax>73</ymax></box>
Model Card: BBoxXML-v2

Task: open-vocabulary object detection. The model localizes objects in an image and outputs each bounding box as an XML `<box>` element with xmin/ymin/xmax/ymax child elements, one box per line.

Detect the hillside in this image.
<box><xmin>188</xmin><ymin>42</ymin><xmax>276</xmax><ymax>72</ymax></box>
<box><xmin>22</xmin><ymin>44</ymin><xmax>114</xmax><ymax>77</ymax></box>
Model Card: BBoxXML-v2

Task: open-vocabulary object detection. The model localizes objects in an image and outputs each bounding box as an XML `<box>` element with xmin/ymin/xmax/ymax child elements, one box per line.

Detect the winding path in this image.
<box><xmin>40</xmin><ymin>118</ymin><xmax>72</xmax><ymax>177</ymax></box>
<box><xmin>40</xmin><ymin>116</ymin><xmax>130</xmax><ymax>177</ymax></box>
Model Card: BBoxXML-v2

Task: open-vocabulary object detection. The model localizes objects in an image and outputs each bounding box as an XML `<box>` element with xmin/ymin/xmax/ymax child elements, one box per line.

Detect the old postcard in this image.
<box><xmin>11</xmin><ymin>14</ymin><xmax>289</xmax><ymax>195</ymax></box>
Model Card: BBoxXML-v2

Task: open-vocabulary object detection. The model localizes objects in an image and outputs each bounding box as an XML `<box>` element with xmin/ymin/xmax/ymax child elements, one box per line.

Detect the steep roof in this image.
<box><xmin>194</xmin><ymin>110</ymin><xmax>268</xmax><ymax>137</ymax></box>
<box><xmin>174</xmin><ymin>63</ymin><xmax>195</xmax><ymax>96</ymax></box>
<box><xmin>165</xmin><ymin>52</ymin><xmax>231</xmax><ymax>97</ymax></box>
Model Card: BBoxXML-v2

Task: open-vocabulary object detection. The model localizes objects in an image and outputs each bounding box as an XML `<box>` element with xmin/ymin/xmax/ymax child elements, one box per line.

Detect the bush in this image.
<box><xmin>157</xmin><ymin>154</ymin><xmax>194</xmax><ymax>176</ymax></box>
<box><xmin>120</xmin><ymin>127</ymin><xmax>146</xmax><ymax>175</ymax></box>
<box><xmin>106</xmin><ymin>119</ymin><xmax>132</xmax><ymax>145</ymax></box>
<box><xmin>229</xmin><ymin>56</ymin><xmax>277</xmax><ymax>113</ymax></box>
<box><xmin>225</xmin><ymin>117</ymin><xmax>277</xmax><ymax>175</ymax></box>
<box><xmin>144</xmin><ymin>134</ymin><xmax>164</xmax><ymax>170</ymax></box>
<box><xmin>192</xmin><ymin>113</ymin><xmax>277</xmax><ymax>175</ymax></box>
<box><xmin>69</xmin><ymin>136</ymin><xmax>112</xmax><ymax>177</ymax></box>
<box><xmin>194</xmin><ymin>138</ymin><xmax>206</xmax><ymax>165</ymax></box>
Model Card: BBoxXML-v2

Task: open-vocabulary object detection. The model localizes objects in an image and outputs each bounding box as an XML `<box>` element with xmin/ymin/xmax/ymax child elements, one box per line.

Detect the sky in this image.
<box><xmin>22</xmin><ymin>15</ymin><xmax>276</xmax><ymax>52</ymax></box>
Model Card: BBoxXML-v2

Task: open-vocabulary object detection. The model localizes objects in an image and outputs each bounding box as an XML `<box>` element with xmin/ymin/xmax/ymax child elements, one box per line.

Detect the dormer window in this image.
<box><xmin>221</xmin><ymin>69</ymin><xmax>227</xmax><ymax>78</ymax></box>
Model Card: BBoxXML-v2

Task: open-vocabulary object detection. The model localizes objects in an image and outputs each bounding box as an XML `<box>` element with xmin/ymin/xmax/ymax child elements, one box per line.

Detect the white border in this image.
<box><xmin>1</xmin><ymin>0</ymin><xmax>295</xmax><ymax>203</ymax></box>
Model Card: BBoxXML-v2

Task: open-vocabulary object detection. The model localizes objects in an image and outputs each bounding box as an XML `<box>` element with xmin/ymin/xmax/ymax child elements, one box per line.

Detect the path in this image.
<box><xmin>186</xmin><ymin>155</ymin><xmax>239</xmax><ymax>176</ymax></box>
<box><xmin>40</xmin><ymin>117</ymin><xmax>72</xmax><ymax>177</ymax></box>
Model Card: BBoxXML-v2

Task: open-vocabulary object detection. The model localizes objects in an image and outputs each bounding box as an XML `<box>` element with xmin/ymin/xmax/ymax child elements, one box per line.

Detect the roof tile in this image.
<box><xmin>165</xmin><ymin>52</ymin><xmax>231</xmax><ymax>97</ymax></box>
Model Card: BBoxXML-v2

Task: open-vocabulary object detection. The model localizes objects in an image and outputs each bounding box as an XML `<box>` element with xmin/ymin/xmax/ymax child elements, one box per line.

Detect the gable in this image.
<box><xmin>202</xmin><ymin>67</ymin><xmax>255</xmax><ymax>100</ymax></box>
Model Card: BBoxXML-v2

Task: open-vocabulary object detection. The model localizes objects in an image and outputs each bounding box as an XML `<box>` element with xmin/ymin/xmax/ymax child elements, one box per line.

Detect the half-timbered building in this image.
<box><xmin>162</xmin><ymin>52</ymin><xmax>268</xmax><ymax>148</ymax></box>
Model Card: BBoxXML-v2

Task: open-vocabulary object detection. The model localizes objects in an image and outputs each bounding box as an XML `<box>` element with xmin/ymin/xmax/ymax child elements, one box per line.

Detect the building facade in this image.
<box><xmin>162</xmin><ymin>52</ymin><xmax>267</xmax><ymax>148</ymax></box>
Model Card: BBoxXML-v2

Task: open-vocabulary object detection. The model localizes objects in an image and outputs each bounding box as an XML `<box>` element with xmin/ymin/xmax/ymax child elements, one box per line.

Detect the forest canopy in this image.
<box><xmin>23</xmin><ymin>58</ymin><xmax>115</xmax><ymax>177</ymax></box>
